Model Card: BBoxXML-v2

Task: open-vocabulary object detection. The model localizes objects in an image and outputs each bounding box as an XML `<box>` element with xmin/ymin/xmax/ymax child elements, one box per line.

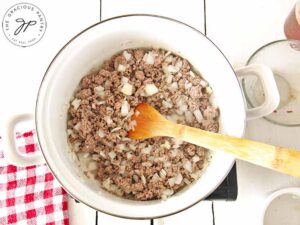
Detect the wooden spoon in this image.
<box><xmin>128</xmin><ymin>103</ymin><xmax>300</xmax><ymax>178</ymax></box>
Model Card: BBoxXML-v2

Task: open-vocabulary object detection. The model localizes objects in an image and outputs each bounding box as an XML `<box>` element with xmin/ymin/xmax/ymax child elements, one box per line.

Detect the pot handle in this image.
<box><xmin>2</xmin><ymin>114</ymin><xmax>45</xmax><ymax>167</ymax></box>
<box><xmin>235</xmin><ymin>64</ymin><xmax>280</xmax><ymax>120</ymax></box>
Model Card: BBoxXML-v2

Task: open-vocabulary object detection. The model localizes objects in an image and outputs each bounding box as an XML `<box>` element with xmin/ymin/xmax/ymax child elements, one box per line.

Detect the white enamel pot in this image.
<box><xmin>2</xmin><ymin>15</ymin><xmax>280</xmax><ymax>219</ymax></box>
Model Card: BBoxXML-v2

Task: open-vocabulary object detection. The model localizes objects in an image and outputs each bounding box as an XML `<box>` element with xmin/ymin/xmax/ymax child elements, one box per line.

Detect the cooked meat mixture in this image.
<box><xmin>67</xmin><ymin>48</ymin><xmax>219</xmax><ymax>200</ymax></box>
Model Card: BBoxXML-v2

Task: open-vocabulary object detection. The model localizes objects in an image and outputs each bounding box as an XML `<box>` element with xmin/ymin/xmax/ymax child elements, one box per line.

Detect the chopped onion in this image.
<box><xmin>185</xmin><ymin>81</ymin><xmax>193</xmax><ymax>90</ymax></box>
<box><xmin>185</xmin><ymin>111</ymin><xmax>194</xmax><ymax>123</ymax></box>
<box><xmin>162</xmin><ymin>189</ymin><xmax>174</xmax><ymax>199</ymax></box>
<box><xmin>97</xmin><ymin>129</ymin><xmax>105</xmax><ymax>138</ymax></box>
<box><xmin>162</xmin><ymin>100</ymin><xmax>173</xmax><ymax>108</ymax></box>
<box><xmin>143</xmin><ymin>52</ymin><xmax>155</xmax><ymax>64</ymax></box>
<box><xmin>171</xmin><ymin>82</ymin><xmax>179</xmax><ymax>90</ymax></box>
<box><xmin>142</xmin><ymin>162</ymin><xmax>153</xmax><ymax>167</ymax></box>
<box><xmin>133</xmin><ymin>175</ymin><xmax>139</xmax><ymax>182</ymax></box>
<box><xmin>83</xmin><ymin>153</ymin><xmax>90</xmax><ymax>158</ymax></box>
<box><xmin>164</xmin><ymin>51</ymin><xmax>172</xmax><ymax>58</ymax></box>
<box><xmin>183</xmin><ymin>160</ymin><xmax>193</xmax><ymax>173</ymax></box>
<box><xmin>164</xmin><ymin>161</ymin><xmax>171</xmax><ymax>168</ymax></box>
<box><xmin>165</xmin><ymin>74</ymin><xmax>173</xmax><ymax>84</ymax></box>
<box><xmin>189</xmin><ymin>71</ymin><xmax>195</xmax><ymax>77</ymax></box>
<box><xmin>119</xmin><ymin>165</ymin><xmax>126</xmax><ymax>174</ymax></box>
<box><xmin>200</xmin><ymin>80</ymin><xmax>208</xmax><ymax>87</ymax></box>
<box><xmin>183</xmin><ymin>178</ymin><xmax>191</xmax><ymax>185</ymax></box>
<box><xmin>73</xmin><ymin>142</ymin><xmax>81</xmax><ymax>152</ymax></box>
<box><xmin>104</xmin><ymin>116</ymin><xmax>113</xmax><ymax>125</ymax></box>
<box><xmin>206</xmin><ymin>86</ymin><xmax>213</xmax><ymax>94</ymax></box>
<box><xmin>111</xmin><ymin>127</ymin><xmax>121</xmax><ymax>132</ymax></box>
<box><xmin>96</xmin><ymin>100</ymin><xmax>105</xmax><ymax>105</ymax></box>
<box><xmin>141</xmin><ymin>175</ymin><xmax>146</xmax><ymax>184</ymax></box>
<box><xmin>92</xmin><ymin>154</ymin><xmax>100</xmax><ymax>160</ymax></box>
<box><xmin>167</xmin><ymin>65</ymin><xmax>179</xmax><ymax>73</ymax></box>
<box><xmin>175</xmin><ymin>60</ymin><xmax>183</xmax><ymax>70</ymax></box>
<box><xmin>174</xmin><ymin>173</ymin><xmax>183</xmax><ymax>184</ymax></box>
<box><xmin>159</xmin><ymin>169</ymin><xmax>167</xmax><ymax>178</ymax></box>
<box><xmin>126</xmin><ymin>152</ymin><xmax>132</xmax><ymax>159</ymax></box>
<box><xmin>171</xmin><ymin>149</ymin><xmax>178</xmax><ymax>157</ymax></box>
<box><xmin>144</xmin><ymin>84</ymin><xmax>159</xmax><ymax>96</ymax></box>
<box><xmin>141</xmin><ymin>145</ymin><xmax>152</xmax><ymax>154</ymax></box>
<box><xmin>129</xmin><ymin>144</ymin><xmax>136</xmax><ymax>151</ymax></box>
<box><xmin>192</xmin><ymin>155</ymin><xmax>200</xmax><ymax>163</ymax></box>
<box><xmin>164</xmin><ymin>55</ymin><xmax>173</xmax><ymax>63</ymax></box>
<box><xmin>173</xmin><ymin>138</ymin><xmax>183</xmax><ymax>148</ymax></box>
<box><xmin>121</xmin><ymin>76</ymin><xmax>129</xmax><ymax>84</ymax></box>
<box><xmin>117</xmin><ymin>64</ymin><xmax>126</xmax><ymax>72</ymax></box>
<box><xmin>87</xmin><ymin>161</ymin><xmax>98</xmax><ymax>171</ymax></box>
<box><xmin>123</xmin><ymin>50</ymin><xmax>132</xmax><ymax>61</ymax></box>
<box><xmin>116</xmin><ymin>144</ymin><xmax>125</xmax><ymax>152</ymax></box>
<box><xmin>121</xmin><ymin>83</ymin><xmax>133</xmax><ymax>96</ymax></box>
<box><xmin>94</xmin><ymin>86</ymin><xmax>105</xmax><ymax>97</ymax></box>
<box><xmin>121</xmin><ymin>100</ymin><xmax>130</xmax><ymax>117</ymax></box>
<box><xmin>168</xmin><ymin>177</ymin><xmax>176</xmax><ymax>187</ymax></box>
<box><xmin>160</xmin><ymin>141</ymin><xmax>171</xmax><ymax>149</ymax></box>
<box><xmin>151</xmin><ymin>173</ymin><xmax>160</xmax><ymax>182</ymax></box>
<box><xmin>71</xmin><ymin>98</ymin><xmax>81</xmax><ymax>110</ymax></box>
<box><xmin>102</xmin><ymin>178</ymin><xmax>111</xmax><ymax>190</ymax></box>
<box><xmin>99</xmin><ymin>151</ymin><xmax>106</xmax><ymax>158</ymax></box>
<box><xmin>108</xmin><ymin>151</ymin><xmax>116</xmax><ymax>160</ymax></box>
<box><xmin>193</xmin><ymin>109</ymin><xmax>203</xmax><ymax>123</ymax></box>
<box><xmin>190</xmin><ymin>171</ymin><xmax>201</xmax><ymax>180</ymax></box>
<box><xmin>73</xmin><ymin>122</ymin><xmax>81</xmax><ymax>131</ymax></box>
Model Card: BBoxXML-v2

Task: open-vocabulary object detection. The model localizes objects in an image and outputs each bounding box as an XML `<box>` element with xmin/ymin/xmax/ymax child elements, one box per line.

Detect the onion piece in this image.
<box><xmin>143</xmin><ymin>52</ymin><xmax>155</xmax><ymax>64</ymax></box>
<box><xmin>193</xmin><ymin>109</ymin><xmax>204</xmax><ymax>123</ymax></box>
<box><xmin>87</xmin><ymin>161</ymin><xmax>98</xmax><ymax>171</ymax></box>
<box><xmin>117</xmin><ymin>64</ymin><xmax>126</xmax><ymax>72</ymax></box>
<box><xmin>104</xmin><ymin>116</ymin><xmax>113</xmax><ymax>125</ymax></box>
<box><xmin>185</xmin><ymin>111</ymin><xmax>194</xmax><ymax>124</ymax></box>
<box><xmin>168</xmin><ymin>177</ymin><xmax>176</xmax><ymax>187</ymax></box>
<box><xmin>121</xmin><ymin>100</ymin><xmax>130</xmax><ymax>117</ymax></box>
<box><xmin>97</xmin><ymin>129</ymin><xmax>105</xmax><ymax>138</ymax></box>
<box><xmin>151</xmin><ymin>173</ymin><xmax>160</xmax><ymax>182</ymax></box>
<box><xmin>192</xmin><ymin>155</ymin><xmax>200</xmax><ymax>163</ymax></box>
<box><xmin>165</xmin><ymin>74</ymin><xmax>173</xmax><ymax>84</ymax></box>
<box><xmin>206</xmin><ymin>86</ymin><xmax>213</xmax><ymax>94</ymax></box>
<box><xmin>123</xmin><ymin>50</ymin><xmax>132</xmax><ymax>61</ymax></box>
<box><xmin>144</xmin><ymin>84</ymin><xmax>159</xmax><ymax>96</ymax></box>
<box><xmin>111</xmin><ymin>127</ymin><xmax>121</xmax><ymax>132</ymax></box>
<box><xmin>175</xmin><ymin>60</ymin><xmax>183</xmax><ymax>70</ymax></box>
<box><xmin>160</xmin><ymin>141</ymin><xmax>171</xmax><ymax>149</ymax></box>
<box><xmin>141</xmin><ymin>175</ymin><xmax>146</xmax><ymax>185</ymax></box>
<box><xmin>121</xmin><ymin>83</ymin><xmax>133</xmax><ymax>96</ymax></box>
<box><xmin>108</xmin><ymin>151</ymin><xmax>116</xmax><ymax>160</ymax></box>
<box><xmin>159</xmin><ymin>169</ymin><xmax>167</xmax><ymax>178</ymax></box>
<box><xmin>164</xmin><ymin>55</ymin><xmax>173</xmax><ymax>63</ymax></box>
<box><xmin>121</xmin><ymin>76</ymin><xmax>129</xmax><ymax>84</ymax></box>
<box><xmin>174</xmin><ymin>173</ymin><xmax>183</xmax><ymax>184</ymax></box>
<box><xmin>162</xmin><ymin>100</ymin><xmax>173</xmax><ymax>108</ymax></box>
<box><xmin>71</xmin><ymin>98</ymin><xmax>81</xmax><ymax>110</ymax></box>
<box><xmin>183</xmin><ymin>160</ymin><xmax>193</xmax><ymax>173</ymax></box>
<box><xmin>189</xmin><ymin>71</ymin><xmax>195</xmax><ymax>77</ymax></box>
<box><xmin>119</xmin><ymin>165</ymin><xmax>126</xmax><ymax>174</ymax></box>
<box><xmin>162</xmin><ymin>189</ymin><xmax>174</xmax><ymax>200</ymax></box>
<box><xmin>73</xmin><ymin>122</ymin><xmax>81</xmax><ymax>131</ymax></box>
<box><xmin>167</xmin><ymin>65</ymin><xmax>179</xmax><ymax>74</ymax></box>
<box><xmin>94</xmin><ymin>86</ymin><xmax>105</xmax><ymax>97</ymax></box>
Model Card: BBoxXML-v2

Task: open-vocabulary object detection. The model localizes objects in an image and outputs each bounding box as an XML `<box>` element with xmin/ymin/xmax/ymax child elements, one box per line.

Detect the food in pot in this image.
<box><xmin>67</xmin><ymin>48</ymin><xmax>219</xmax><ymax>200</ymax></box>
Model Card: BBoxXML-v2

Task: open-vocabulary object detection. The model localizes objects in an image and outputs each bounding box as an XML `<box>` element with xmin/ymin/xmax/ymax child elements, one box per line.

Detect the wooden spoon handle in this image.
<box><xmin>172</xmin><ymin>124</ymin><xmax>300</xmax><ymax>178</ymax></box>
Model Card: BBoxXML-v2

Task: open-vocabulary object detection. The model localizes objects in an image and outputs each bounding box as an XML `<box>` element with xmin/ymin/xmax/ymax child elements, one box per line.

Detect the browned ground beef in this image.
<box><xmin>67</xmin><ymin>48</ymin><xmax>219</xmax><ymax>200</ymax></box>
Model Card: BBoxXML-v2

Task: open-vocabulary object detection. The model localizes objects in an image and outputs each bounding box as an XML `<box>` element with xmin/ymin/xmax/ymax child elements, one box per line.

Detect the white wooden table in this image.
<box><xmin>1</xmin><ymin>0</ymin><xmax>300</xmax><ymax>224</ymax></box>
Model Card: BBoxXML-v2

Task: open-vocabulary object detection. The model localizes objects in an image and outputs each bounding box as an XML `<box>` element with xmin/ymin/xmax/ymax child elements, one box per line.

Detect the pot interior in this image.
<box><xmin>36</xmin><ymin>15</ymin><xmax>245</xmax><ymax>218</ymax></box>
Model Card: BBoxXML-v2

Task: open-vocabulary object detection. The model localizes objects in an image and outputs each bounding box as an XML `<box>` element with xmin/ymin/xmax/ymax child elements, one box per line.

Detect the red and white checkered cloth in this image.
<box><xmin>0</xmin><ymin>130</ymin><xmax>69</xmax><ymax>225</ymax></box>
